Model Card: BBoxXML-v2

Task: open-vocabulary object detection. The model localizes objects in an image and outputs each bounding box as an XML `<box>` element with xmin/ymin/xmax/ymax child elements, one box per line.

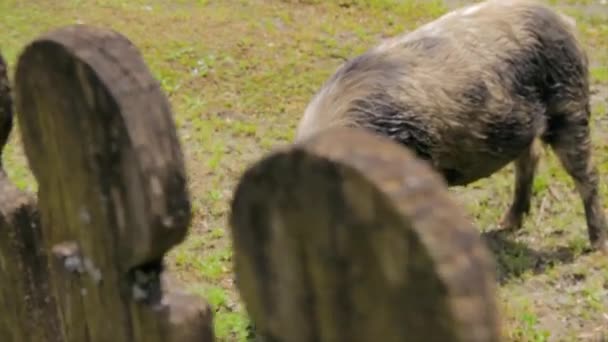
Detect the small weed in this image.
<box><xmin>513</xmin><ymin>312</ymin><xmax>551</xmax><ymax>342</ymax></box>
<box><xmin>196</xmin><ymin>247</ymin><xmax>232</xmax><ymax>280</ymax></box>
<box><xmin>214</xmin><ymin>311</ymin><xmax>251</xmax><ymax>341</ymax></box>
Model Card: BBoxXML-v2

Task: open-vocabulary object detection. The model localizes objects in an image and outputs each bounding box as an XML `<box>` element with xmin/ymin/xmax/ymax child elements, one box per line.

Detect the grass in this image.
<box><xmin>2</xmin><ymin>0</ymin><xmax>608</xmax><ymax>341</ymax></box>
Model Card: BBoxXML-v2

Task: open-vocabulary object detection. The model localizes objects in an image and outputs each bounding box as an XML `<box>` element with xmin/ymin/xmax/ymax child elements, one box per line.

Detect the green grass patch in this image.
<box><xmin>3</xmin><ymin>1</ymin><xmax>608</xmax><ymax>340</ymax></box>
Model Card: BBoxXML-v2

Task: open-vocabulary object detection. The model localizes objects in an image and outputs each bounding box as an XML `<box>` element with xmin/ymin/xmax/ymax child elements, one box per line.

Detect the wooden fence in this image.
<box><xmin>229</xmin><ymin>127</ymin><xmax>501</xmax><ymax>342</ymax></box>
<box><xmin>0</xmin><ymin>25</ymin><xmax>214</xmax><ymax>342</ymax></box>
<box><xmin>1</xmin><ymin>24</ymin><xmax>500</xmax><ymax>341</ymax></box>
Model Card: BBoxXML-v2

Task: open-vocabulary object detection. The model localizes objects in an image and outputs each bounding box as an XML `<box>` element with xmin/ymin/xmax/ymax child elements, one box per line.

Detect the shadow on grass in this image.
<box><xmin>481</xmin><ymin>229</ymin><xmax>581</xmax><ymax>284</ymax></box>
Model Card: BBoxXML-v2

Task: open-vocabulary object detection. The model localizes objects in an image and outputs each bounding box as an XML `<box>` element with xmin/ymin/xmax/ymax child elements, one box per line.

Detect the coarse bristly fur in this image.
<box><xmin>295</xmin><ymin>0</ymin><xmax>608</xmax><ymax>251</ymax></box>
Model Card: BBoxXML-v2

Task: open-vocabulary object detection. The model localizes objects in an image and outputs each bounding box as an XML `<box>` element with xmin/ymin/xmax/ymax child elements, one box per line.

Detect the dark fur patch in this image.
<box><xmin>521</xmin><ymin>4</ymin><xmax>588</xmax><ymax>104</ymax></box>
<box><xmin>441</xmin><ymin>168</ymin><xmax>464</xmax><ymax>185</ymax></box>
<box><xmin>480</xmin><ymin>49</ymin><xmax>547</xmax><ymax>158</ymax></box>
<box><xmin>482</xmin><ymin>115</ymin><xmax>538</xmax><ymax>159</ymax></box>
<box><xmin>461</xmin><ymin>81</ymin><xmax>490</xmax><ymax>107</ymax></box>
<box><xmin>349</xmin><ymin>93</ymin><xmax>437</xmax><ymax>161</ymax></box>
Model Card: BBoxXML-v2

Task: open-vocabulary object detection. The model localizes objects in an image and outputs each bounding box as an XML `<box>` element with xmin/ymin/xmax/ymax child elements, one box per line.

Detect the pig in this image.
<box><xmin>294</xmin><ymin>0</ymin><xmax>607</xmax><ymax>251</ymax></box>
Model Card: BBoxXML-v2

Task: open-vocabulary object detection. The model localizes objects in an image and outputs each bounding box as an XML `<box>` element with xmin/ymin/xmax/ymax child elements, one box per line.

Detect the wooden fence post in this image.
<box><xmin>229</xmin><ymin>127</ymin><xmax>501</xmax><ymax>342</ymax></box>
<box><xmin>7</xmin><ymin>24</ymin><xmax>214</xmax><ymax>341</ymax></box>
<box><xmin>0</xmin><ymin>51</ymin><xmax>63</xmax><ymax>342</ymax></box>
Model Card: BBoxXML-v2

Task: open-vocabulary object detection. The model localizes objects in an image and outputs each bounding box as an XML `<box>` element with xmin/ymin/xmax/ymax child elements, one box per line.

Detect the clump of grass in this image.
<box><xmin>510</xmin><ymin>311</ymin><xmax>551</xmax><ymax>342</ymax></box>
<box><xmin>591</xmin><ymin>66</ymin><xmax>608</xmax><ymax>83</ymax></box>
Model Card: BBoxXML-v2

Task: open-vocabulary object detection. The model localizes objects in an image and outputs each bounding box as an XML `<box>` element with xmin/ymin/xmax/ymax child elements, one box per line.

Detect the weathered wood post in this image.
<box><xmin>0</xmin><ymin>51</ymin><xmax>62</xmax><ymax>342</ymax></box>
<box><xmin>0</xmin><ymin>52</ymin><xmax>12</xmax><ymax>159</ymax></box>
<box><xmin>230</xmin><ymin>127</ymin><xmax>501</xmax><ymax>342</ymax></box>
<box><xmin>4</xmin><ymin>24</ymin><xmax>214</xmax><ymax>341</ymax></box>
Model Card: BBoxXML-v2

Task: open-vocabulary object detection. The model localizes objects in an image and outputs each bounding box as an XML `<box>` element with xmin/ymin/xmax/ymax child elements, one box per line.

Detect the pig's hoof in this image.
<box><xmin>498</xmin><ymin>211</ymin><xmax>523</xmax><ymax>231</ymax></box>
<box><xmin>590</xmin><ymin>234</ymin><xmax>608</xmax><ymax>254</ymax></box>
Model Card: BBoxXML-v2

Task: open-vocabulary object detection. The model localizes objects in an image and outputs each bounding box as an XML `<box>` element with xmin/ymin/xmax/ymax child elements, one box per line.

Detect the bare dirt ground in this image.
<box><xmin>1</xmin><ymin>0</ymin><xmax>607</xmax><ymax>341</ymax></box>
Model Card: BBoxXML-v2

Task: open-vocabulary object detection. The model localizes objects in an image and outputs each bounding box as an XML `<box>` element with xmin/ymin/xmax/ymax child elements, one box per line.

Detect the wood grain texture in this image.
<box><xmin>12</xmin><ymin>24</ymin><xmax>214</xmax><ymax>341</ymax></box>
<box><xmin>0</xmin><ymin>174</ymin><xmax>63</xmax><ymax>342</ymax></box>
<box><xmin>0</xmin><ymin>51</ymin><xmax>62</xmax><ymax>342</ymax></box>
<box><xmin>230</xmin><ymin>127</ymin><xmax>500</xmax><ymax>342</ymax></box>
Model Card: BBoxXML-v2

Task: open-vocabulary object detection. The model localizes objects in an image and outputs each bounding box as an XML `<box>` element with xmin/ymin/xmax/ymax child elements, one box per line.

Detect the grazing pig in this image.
<box><xmin>294</xmin><ymin>0</ymin><xmax>607</xmax><ymax>251</ymax></box>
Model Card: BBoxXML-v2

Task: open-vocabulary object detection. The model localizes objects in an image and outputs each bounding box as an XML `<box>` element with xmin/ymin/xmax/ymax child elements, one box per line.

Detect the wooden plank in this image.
<box><xmin>0</xmin><ymin>50</ymin><xmax>62</xmax><ymax>342</ymax></box>
<box><xmin>0</xmin><ymin>174</ymin><xmax>63</xmax><ymax>342</ymax></box>
<box><xmin>230</xmin><ymin>127</ymin><xmax>500</xmax><ymax>342</ymax></box>
<box><xmin>13</xmin><ymin>25</ymin><xmax>214</xmax><ymax>342</ymax></box>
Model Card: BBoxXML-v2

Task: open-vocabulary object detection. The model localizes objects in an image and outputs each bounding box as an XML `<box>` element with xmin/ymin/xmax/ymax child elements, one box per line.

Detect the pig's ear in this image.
<box><xmin>0</xmin><ymin>51</ymin><xmax>13</xmax><ymax>168</ymax></box>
